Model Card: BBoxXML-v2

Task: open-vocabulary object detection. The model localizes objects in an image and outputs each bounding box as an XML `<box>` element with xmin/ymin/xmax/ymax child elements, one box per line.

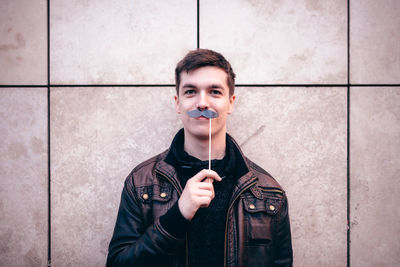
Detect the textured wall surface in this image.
<box><xmin>1</xmin><ymin>0</ymin><xmax>400</xmax><ymax>266</ymax></box>
<box><xmin>201</xmin><ymin>0</ymin><xmax>347</xmax><ymax>84</ymax></box>
<box><xmin>0</xmin><ymin>0</ymin><xmax>47</xmax><ymax>85</ymax></box>
<box><xmin>0</xmin><ymin>88</ymin><xmax>48</xmax><ymax>266</ymax></box>
<box><xmin>350</xmin><ymin>87</ymin><xmax>400</xmax><ymax>267</ymax></box>
<box><xmin>50</xmin><ymin>0</ymin><xmax>196</xmax><ymax>84</ymax></box>
<box><xmin>350</xmin><ymin>0</ymin><xmax>400</xmax><ymax>83</ymax></box>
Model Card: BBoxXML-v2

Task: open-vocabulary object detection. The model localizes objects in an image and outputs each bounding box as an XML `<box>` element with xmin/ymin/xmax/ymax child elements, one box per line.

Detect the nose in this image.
<box><xmin>196</xmin><ymin>91</ymin><xmax>209</xmax><ymax>111</ymax></box>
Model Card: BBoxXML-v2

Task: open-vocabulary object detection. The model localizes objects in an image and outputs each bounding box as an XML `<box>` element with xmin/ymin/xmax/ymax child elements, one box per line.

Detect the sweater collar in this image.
<box><xmin>165</xmin><ymin>129</ymin><xmax>248</xmax><ymax>180</ymax></box>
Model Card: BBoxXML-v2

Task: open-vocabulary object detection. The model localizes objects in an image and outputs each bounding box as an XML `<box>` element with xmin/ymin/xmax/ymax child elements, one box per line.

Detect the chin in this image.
<box><xmin>184</xmin><ymin>125</ymin><xmax>210</xmax><ymax>140</ymax></box>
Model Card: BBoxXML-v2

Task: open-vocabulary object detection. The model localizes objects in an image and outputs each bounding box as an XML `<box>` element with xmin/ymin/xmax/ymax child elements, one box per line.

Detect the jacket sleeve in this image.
<box><xmin>273</xmin><ymin>194</ymin><xmax>293</xmax><ymax>267</ymax></box>
<box><xmin>106</xmin><ymin>176</ymin><xmax>185</xmax><ymax>267</ymax></box>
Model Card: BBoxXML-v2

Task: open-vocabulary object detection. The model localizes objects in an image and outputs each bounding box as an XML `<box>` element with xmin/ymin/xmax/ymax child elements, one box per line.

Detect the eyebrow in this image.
<box><xmin>181</xmin><ymin>83</ymin><xmax>197</xmax><ymax>89</ymax></box>
<box><xmin>210</xmin><ymin>84</ymin><xmax>223</xmax><ymax>88</ymax></box>
<box><xmin>181</xmin><ymin>82</ymin><xmax>225</xmax><ymax>90</ymax></box>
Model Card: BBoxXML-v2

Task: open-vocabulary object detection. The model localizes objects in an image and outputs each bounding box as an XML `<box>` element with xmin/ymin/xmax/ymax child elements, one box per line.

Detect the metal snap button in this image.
<box><xmin>142</xmin><ymin>193</ymin><xmax>149</xmax><ymax>200</ymax></box>
<box><xmin>160</xmin><ymin>192</ymin><xmax>167</xmax><ymax>198</ymax></box>
<box><xmin>249</xmin><ymin>204</ymin><xmax>255</xmax><ymax>210</ymax></box>
<box><xmin>269</xmin><ymin>205</ymin><xmax>275</xmax><ymax>211</ymax></box>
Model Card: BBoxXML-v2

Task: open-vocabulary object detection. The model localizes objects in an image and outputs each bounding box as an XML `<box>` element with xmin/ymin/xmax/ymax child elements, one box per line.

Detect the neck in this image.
<box><xmin>183</xmin><ymin>128</ymin><xmax>226</xmax><ymax>161</ymax></box>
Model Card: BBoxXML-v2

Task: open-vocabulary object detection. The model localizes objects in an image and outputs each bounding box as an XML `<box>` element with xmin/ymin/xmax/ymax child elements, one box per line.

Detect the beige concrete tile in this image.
<box><xmin>0</xmin><ymin>88</ymin><xmax>48</xmax><ymax>266</ymax></box>
<box><xmin>50</xmin><ymin>0</ymin><xmax>196</xmax><ymax>85</ymax></box>
<box><xmin>350</xmin><ymin>87</ymin><xmax>400</xmax><ymax>267</ymax></box>
<box><xmin>350</xmin><ymin>1</ymin><xmax>400</xmax><ymax>84</ymax></box>
<box><xmin>50</xmin><ymin>87</ymin><xmax>181</xmax><ymax>266</ymax></box>
<box><xmin>201</xmin><ymin>0</ymin><xmax>347</xmax><ymax>84</ymax></box>
<box><xmin>228</xmin><ymin>87</ymin><xmax>347</xmax><ymax>266</ymax></box>
<box><xmin>0</xmin><ymin>0</ymin><xmax>47</xmax><ymax>85</ymax></box>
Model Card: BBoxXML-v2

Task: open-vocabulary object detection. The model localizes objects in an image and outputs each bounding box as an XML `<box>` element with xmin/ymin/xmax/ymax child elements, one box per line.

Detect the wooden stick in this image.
<box><xmin>207</xmin><ymin>118</ymin><xmax>212</xmax><ymax>183</ymax></box>
<box><xmin>209</xmin><ymin>118</ymin><xmax>211</xmax><ymax>170</ymax></box>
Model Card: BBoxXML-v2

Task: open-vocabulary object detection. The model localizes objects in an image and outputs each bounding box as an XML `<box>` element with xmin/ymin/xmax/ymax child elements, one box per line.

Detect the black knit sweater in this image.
<box><xmin>159</xmin><ymin>130</ymin><xmax>239</xmax><ymax>267</ymax></box>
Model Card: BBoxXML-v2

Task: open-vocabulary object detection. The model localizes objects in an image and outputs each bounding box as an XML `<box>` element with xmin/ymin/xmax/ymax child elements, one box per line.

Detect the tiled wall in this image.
<box><xmin>0</xmin><ymin>1</ymin><xmax>399</xmax><ymax>266</ymax></box>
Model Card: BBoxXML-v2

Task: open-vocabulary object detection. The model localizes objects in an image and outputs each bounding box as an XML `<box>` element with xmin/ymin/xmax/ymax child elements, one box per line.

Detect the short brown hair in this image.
<box><xmin>175</xmin><ymin>49</ymin><xmax>236</xmax><ymax>96</ymax></box>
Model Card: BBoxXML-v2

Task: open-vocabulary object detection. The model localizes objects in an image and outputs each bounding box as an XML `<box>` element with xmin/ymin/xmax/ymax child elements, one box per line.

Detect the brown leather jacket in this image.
<box><xmin>107</xmin><ymin>134</ymin><xmax>293</xmax><ymax>267</ymax></box>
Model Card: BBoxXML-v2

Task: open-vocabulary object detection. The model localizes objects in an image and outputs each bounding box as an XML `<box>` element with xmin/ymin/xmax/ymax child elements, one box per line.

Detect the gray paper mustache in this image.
<box><xmin>187</xmin><ymin>109</ymin><xmax>219</xmax><ymax>118</ymax></box>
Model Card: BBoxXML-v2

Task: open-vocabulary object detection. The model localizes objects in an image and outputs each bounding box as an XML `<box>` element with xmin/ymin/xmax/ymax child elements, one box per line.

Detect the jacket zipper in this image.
<box><xmin>223</xmin><ymin>180</ymin><xmax>257</xmax><ymax>267</ymax></box>
<box><xmin>260</xmin><ymin>187</ymin><xmax>284</xmax><ymax>194</ymax></box>
<box><xmin>155</xmin><ymin>169</ymin><xmax>188</xmax><ymax>267</ymax></box>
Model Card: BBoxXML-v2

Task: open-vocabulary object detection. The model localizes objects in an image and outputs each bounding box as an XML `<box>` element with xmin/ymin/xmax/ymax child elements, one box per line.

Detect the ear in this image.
<box><xmin>227</xmin><ymin>95</ymin><xmax>235</xmax><ymax>114</ymax></box>
<box><xmin>174</xmin><ymin>95</ymin><xmax>181</xmax><ymax>114</ymax></box>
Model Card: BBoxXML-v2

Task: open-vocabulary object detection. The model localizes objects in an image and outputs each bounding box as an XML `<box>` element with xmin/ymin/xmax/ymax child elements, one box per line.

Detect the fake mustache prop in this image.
<box><xmin>187</xmin><ymin>109</ymin><xmax>219</xmax><ymax>119</ymax></box>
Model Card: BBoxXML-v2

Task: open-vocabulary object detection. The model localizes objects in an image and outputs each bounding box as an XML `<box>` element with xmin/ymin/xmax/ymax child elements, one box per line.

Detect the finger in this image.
<box><xmin>190</xmin><ymin>169</ymin><xmax>222</xmax><ymax>183</ymax></box>
<box><xmin>198</xmin><ymin>189</ymin><xmax>214</xmax><ymax>198</ymax></box>
<box><xmin>195</xmin><ymin>186</ymin><xmax>215</xmax><ymax>200</ymax></box>
<box><xmin>190</xmin><ymin>189</ymin><xmax>213</xmax><ymax>200</ymax></box>
<box><xmin>197</xmin><ymin>182</ymin><xmax>214</xmax><ymax>190</ymax></box>
<box><xmin>197</xmin><ymin>196</ymin><xmax>213</xmax><ymax>207</ymax></box>
<box><xmin>187</xmin><ymin>182</ymin><xmax>213</xmax><ymax>194</ymax></box>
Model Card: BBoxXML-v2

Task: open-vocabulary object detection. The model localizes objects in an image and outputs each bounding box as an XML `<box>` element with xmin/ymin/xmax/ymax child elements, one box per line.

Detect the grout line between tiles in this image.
<box><xmin>197</xmin><ymin>0</ymin><xmax>200</xmax><ymax>48</ymax></box>
<box><xmin>0</xmin><ymin>85</ymin><xmax>48</xmax><ymax>87</ymax></box>
<box><xmin>1</xmin><ymin>84</ymin><xmax>400</xmax><ymax>88</ymax></box>
<box><xmin>47</xmin><ymin>87</ymin><xmax>51</xmax><ymax>267</ymax></box>
<box><xmin>347</xmin><ymin>0</ymin><xmax>351</xmax><ymax>266</ymax></box>
<box><xmin>47</xmin><ymin>0</ymin><xmax>51</xmax><ymax>266</ymax></box>
<box><xmin>347</xmin><ymin>86</ymin><xmax>351</xmax><ymax>267</ymax></box>
<box><xmin>48</xmin><ymin>84</ymin><xmax>176</xmax><ymax>87</ymax></box>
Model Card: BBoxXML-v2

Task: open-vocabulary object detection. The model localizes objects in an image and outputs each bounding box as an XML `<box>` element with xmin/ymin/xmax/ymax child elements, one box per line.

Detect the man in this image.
<box><xmin>107</xmin><ymin>49</ymin><xmax>293</xmax><ymax>267</ymax></box>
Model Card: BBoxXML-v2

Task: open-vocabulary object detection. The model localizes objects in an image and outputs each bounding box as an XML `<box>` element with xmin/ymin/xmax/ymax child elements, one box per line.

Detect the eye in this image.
<box><xmin>184</xmin><ymin>89</ymin><xmax>196</xmax><ymax>95</ymax></box>
<box><xmin>210</xmin><ymin>89</ymin><xmax>222</xmax><ymax>95</ymax></box>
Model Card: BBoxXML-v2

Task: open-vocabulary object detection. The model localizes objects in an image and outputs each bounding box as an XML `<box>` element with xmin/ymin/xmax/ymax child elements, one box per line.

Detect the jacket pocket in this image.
<box><xmin>137</xmin><ymin>185</ymin><xmax>174</xmax><ymax>219</ymax></box>
<box><xmin>243</xmin><ymin>198</ymin><xmax>272</xmax><ymax>244</ymax></box>
<box><xmin>241</xmin><ymin>194</ymin><xmax>284</xmax><ymax>267</ymax></box>
<box><xmin>242</xmin><ymin>192</ymin><xmax>283</xmax><ymax>244</ymax></box>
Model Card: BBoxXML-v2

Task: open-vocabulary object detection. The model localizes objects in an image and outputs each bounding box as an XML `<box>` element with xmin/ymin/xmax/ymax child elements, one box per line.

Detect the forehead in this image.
<box><xmin>179</xmin><ymin>66</ymin><xmax>228</xmax><ymax>88</ymax></box>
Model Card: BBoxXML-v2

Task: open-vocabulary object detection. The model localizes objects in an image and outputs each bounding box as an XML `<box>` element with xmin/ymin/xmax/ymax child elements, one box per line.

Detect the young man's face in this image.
<box><xmin>175</xmin><ymin>66</ymin><xmax>235</xmax><ymax>141</ymax></box>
